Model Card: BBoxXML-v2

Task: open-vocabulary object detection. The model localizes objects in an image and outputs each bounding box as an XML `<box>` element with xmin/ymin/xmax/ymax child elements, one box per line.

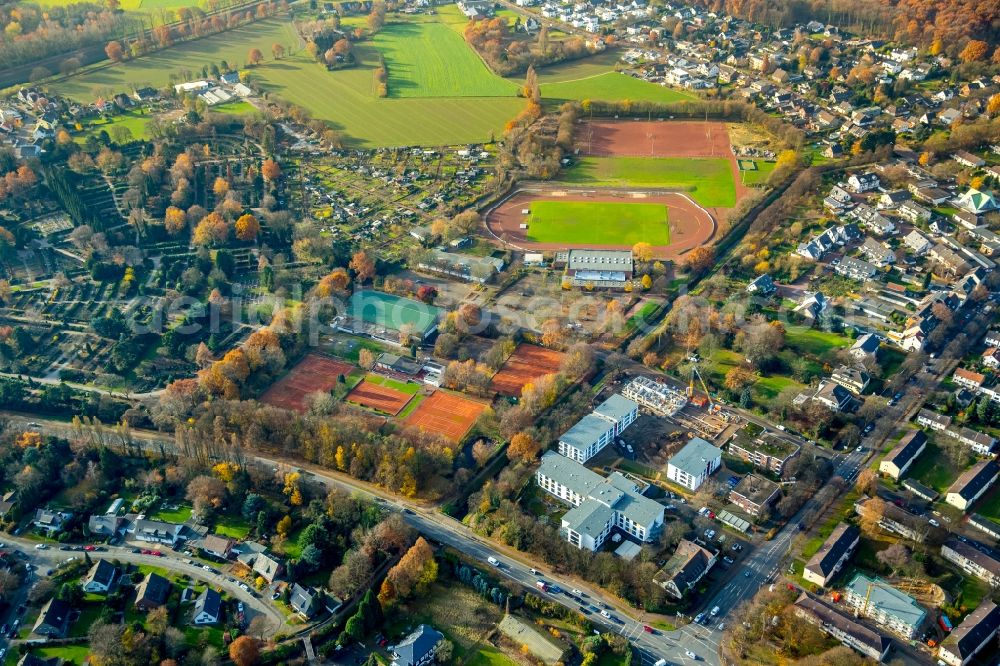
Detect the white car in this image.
<box><xmin>685</xmin><ymin>650</ymin><xmax>697</xmax><ymax>660</ymax></box>
<box><xmin>600</xmin><ymin>610</ymin><xmax>611</xmax><ymax>619</ymax></box>
<box><xmin>571</xmin><ymin>588</ymin><xmax>583</xmax><ymax>596</ymax></box>
<box><xmin>34</xmin><ymin>544</ymin><xmax>48</xmax><ymax>550</ymax></box>
<box><xmin>929</xmin><ymin>518</ymin><xmax>940</xmax><ymax>527</ymax></box>
<box><xmin>717</xmin><ymin>623</ymin><xmax>725</xmax><ymax>631</ymax></box>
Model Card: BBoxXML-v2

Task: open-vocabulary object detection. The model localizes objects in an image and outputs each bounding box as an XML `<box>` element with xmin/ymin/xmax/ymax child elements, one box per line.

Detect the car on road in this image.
<box><xmin>34</xmin><ymin>544</ymin><xmax>48</xmax><ymax>550</ymax></box>
<box><xmin>548</xmin><ymin>585</ymin><xmax>562</xmax><ymax>594</ymax></box>
<box><xmin>237</xmin><ymin>602</ymin><xmax>244</xmax><ymax>613</ymax></box>
<box><xmin>685</xmin><ymin>650</ymin><xmax>698</xmax><ymax>660</ymax></box>
<box><xmin>929</xmin><ymin>518</ymin><xmax>940</xmax><ymax>527</ymax></box>
<box><xmin>579</xmin><ymin>606</ymin><xmax>590</xmax><ymax>614</ymax></box>
<box><xmin>717</xmin><ymin>623</ymin><xmax>725</xmax><ymax>631</ymax></box>
<box><xmin>643</xmin><ymin>625</ymin><xmax>655</xmax><ymax>634</ymax></box>
<box><xmin>723</xmin><ymin>556</ymin><xmax>733</xmax><ymax>564</ymax></box>
<box><xmin>84</xmin><ymin>545</ymin><xmax>96</xmax><ymax>551</ymax></box>
<box><xmin>694</xmin><ymin>613</ymin><xmax>705</xmax><ymax>624</ymax></box>
<box><xmin>202</xmin><ymin>565</ymin><xmax>212</xmax><ymax>571</ymax></box>
<box><xmin>487</xmin><ymin>556</ymin><xmax>499</xmax><ymax>567</ymax></box>
<box><xmin>130</xmin><ymin>548</ymin><xmax>141</xmax><ymax>554</ymax></box>
<box><xmin>863</xmin><ymin>424</ymin><xmax>874</xmax><ymax>435</ymax></box>
<box><xmin>403</xmin><ymin>508</ymin><xmax>415</xmax><ymax>515</ymax></box>
<box><xmin>27</xmin><ymin>422</ymin><xmax>40</xmax><ymax>428</ymax></box>
<box><xmin>710</xmin><ymin>606</ymin><xmax>720</xmax><ymax>617</ymax></box>
<box><xmin>571</xmin><ymin>588</ymin><xmax>584</xmax><ymax>596</ymax></box>
<box><xmin>529</xmin><ymin>568</ymin><xmax>537</xmax><ymax>575</ymax></box>
<box><xmin>600</xmin><ymin>609</ymin><xmax>611</xmax><ymax>619</ymax></box>
<box><xmin>744</xmin><ymin>569</ymin><xmax>752</xmax><ymax>577</ymax></box>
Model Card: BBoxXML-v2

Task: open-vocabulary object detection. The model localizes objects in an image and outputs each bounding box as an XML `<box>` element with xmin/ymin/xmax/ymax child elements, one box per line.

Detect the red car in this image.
<box><xmin>708</xmin><ymin>511</ymin><xmax>716</xmax><ymax>519</ymax></box>
<box><xmin>151</xmin><ymin>550</ymin><xmax>162</xmax><ymax>557</ymax></box>
<box><xmin>83</xmin><ymin>546</ymin><xmax>96</xmax><ymax>552</ymax></box>
<box><xmin>140</xmin><ymin>549</ymin><xmax>152</xmax><ymax>555</ymax></box>
<box><xmin>642</xmin><ymin>625</ymin><xmax>655</xmax><ymax>634</ymax></box>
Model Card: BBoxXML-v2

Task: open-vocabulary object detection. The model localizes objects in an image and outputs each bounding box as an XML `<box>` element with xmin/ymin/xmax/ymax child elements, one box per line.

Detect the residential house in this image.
<box><xmin>727</xmin><ymin>431</ymin><xmax>799</xmax><ymax>475</ymax></box>
<box><xmin>953</xmin><ymin>368</ymin><xmax>986</xmax><ymax>391</ymax></box>
<box><xmin>132</xmin><ymin>519</ymin><xmax>183</xmax><ymax>546</ymax></box>
<box><xmin>898</xmin><ymin>201</ymin><xmax>931</xmax><ymax>225</ymax></box>
<box><xmin>557</xmin><ymin>394</ymin><xmax>638</xmax><ymax>463</ymax></box>
<box><xmin>879</xmin><ymin>431</ymin><xmax>927</xmax><ymax>480</ymax></box>
<box><xmin>982</xmin><ymin>347</ymin><xmax>1000</xmax><ymax>369</ymax></box>
<box><xmin>794</xmin><ymin>592</ymin><xmax>891</xmax><ymax>662</ymax></box>
<box><xmin>32</xmin><ymin>598</ymin><xmax>71</xmax><ymax>637</ymax></box>
<box><xmin>17</xmin><ymin>656</ymin><xmax>63</xmax><ymax>666</ymax></box>
<box><xmin>954</xmin><ymin>210</ymin><xmax>981</xmax><ymax>230</ymax></box>
<box><xmin>917</xmin><ymin>408</ymin><xmax>952</xmax><ymax>431</ymax></box>
<box><xmin>135</xmin><ymin>572</ymin><xmax>172</xmax><ymax>611</ymax></box>
<box><xmin>536</xmin><ymin>452</ymin><xmax>664</xmax><ymax>551</ymax></box>
<box><xmin>940</xmin><ymin>537</ymin><xmax>1000</xmax><ymax>588</ymax></box>
<box><xmin>902</xmin><ymin>230</ymin><xmax>932</xmax><ymax>255</ymax></box>
<box><xmin>654</xmin><ymin>539</ymin><xmax>716</xmax><ymax>598</ymax></box>
<box><xmin>804</xmin><ymin>524</ymin><xmax>860</xmax><ymax>587</ymax></box>
<box><xmin>192</xmin><ymin>588</ymin><xmax>222</xmax><ymax>625</ymax></box>
<box><xmin>843</xmin><ymin>573</ymin><xmax>927</xmax><ymax>639</ymax></box>
<box><xmin>860</xmin><ymin>238</ymin><xmax>896</xmax><ymax>267</ymax></box>
<box><xmin>82</xmin><ymin>560</ymin><xmax>118</xmax><ymax>594</ymax></box>
<box><xmin>289</xmin><ymin>583</ymin><xmax>322</xmax><ymax>618</ymax></box>
<box><xmin>955</xmin><ymin>188</ymin><xmax>999</xmax><ymax>215</ymax></box>
<box><xmin>847</xmin><ymin>172</ymin><xmax>880</xmax><ymax>193</ymax></box>
<box><xmin>390</xmin><ymin>624</ymin><xmax>443</xmax><ymax>666</ymax></box>
<box><xmin>953</xmin><ymin>151</ymin><xmax>985</xmax><ymax>168</ymax></box>
<box><xmin>835</xmin><ymin>256</ymin><xmax>877</xmax><ymax>281</ymax></box>
<box><xmin>253</xmin><ymin>552</ymin><xmax>285</xmax><ymax>583</ymax></box>
<box><xmin>197</xmin><ymin>534</ymin><xmax>234</xmax><ymax>560</ymax></box>
<box><xmin>812</xmin><ymin>381</ymin><xmax>854</xmax><ymax>412</ymax></box>
<box><xmin>969</xmin><ymin>514</ymin><xmax>1000</xmax><ymax>540</ymax></box>
<box><xmin>902</xmin><ymin>478</ymin><xmax>938</xmax><ymax>502</ymax></box>
<box><xmin>937</xmin><ymin>599</ymin><xmax>1000</xmax><ymax>666</ymax></box>
<box><xmin>666</xmin><ymin>438</ymin><xmax>722</xmax><ymax>491</ymax></box>
<box><xmin>930</xmin><ymin>243</ymin><xmax>972</xmax><ymax>275</ymax></box>
<box><xmin>879</xmin><ymin>190</ymin><xmax>910</xmax><ymax>209</ymax></box>
<box><xmin>87</xmin><ymin>514</ymin><xmax>125</xmax><ymax>539</ymax></box>
<box><xmin>946</xmin><ymin>459</ymin><xmax>1000</xmax><ymax>511</ymax></box>
<box><xmin>831</xmin><ymin>365</ymin><xmax>870</xmax><ymax>394</ymax></box>
<box><xmin>728</xmin><ymin>474</ymin><xmax>780</xmax><ymax>518</ymax></box>
<box><xmin>33</xmin><ymin>509</ymin><xmax>71</xmax><ymax>535</ymax></box>
<box><xmin>855</xmin><ymin>496</ymin><xmax>934</xmax><ymax>543</ymax></box>
<box><xmin>794</xmin><ymin>292</ymin><xmax>828</xmax><ymax>320</ymax></box>
<box><xmin>850</xmin><ymin>333</ymin><xmax>881</xmax><ymax>361</ymax></box>
<box><xmin>944</xmin><ymin>426</ymin><xmax>996</xmax><ymax>455</ymax></box>
<box><xmin>746</xmin><ymin>274</ymin><xmax>775</xmax><ymax>296</ymax></box>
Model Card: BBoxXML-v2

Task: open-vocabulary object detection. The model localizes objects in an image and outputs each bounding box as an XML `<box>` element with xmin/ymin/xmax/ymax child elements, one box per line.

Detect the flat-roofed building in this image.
<box><xmin>557</xmin><ymin>394</ymin><xmax>638</xmax><ymax>463</ymax></box>
<box><xmin>667</xmin><ymin>438</ymin><xmax>722</xmax><ymax>491</ymax></box>
<box><xmin>558</xmin><ymin>249</ymin><xmax>634</xmax><ymax>289</ymax></box>
<box><xmin>804</xmin><ymin>524</ymin><xmax>860</xmax><ymax>587</ymax></box>
<box><xmin>879</xmin><ymin>430</ymin><xmax>927</xmax><ymax>480</ymax></box>
<box><xmin>843</xmin><ymin>573</ymin><xmax>927</xmax><ymax>639</ymax></box>
<box><xmin>937</xmin><ymin>600</ymin><xmax>1000</xmax><ymax>666</ymax></box>
<box><xmin>946</xmin><ymin>459</ymin><xmax>999</xmax><ymax>511</ymax></box>
<box><xmin>535</xmin><ymin>451</ymin><xmax>663</xmax><ymax>551</ymax></box>
<box><xmin>727</xmin><ymin>428</ymin><xmax>800</xmax><ymax>475</ymax></box>
<box><xmin>728</xmin><ymin>474</ymin><xmax>780</xmax><ymax>518</ymax></box>
<box><xmin>621</xmin><ymin>376</ymin><xmax>687</xmax><ymax>416</ymax></box>
<box><xmin>793</xmin><ymin>592</ymin><xmax>891</xmax><ymax>662</ymax></box>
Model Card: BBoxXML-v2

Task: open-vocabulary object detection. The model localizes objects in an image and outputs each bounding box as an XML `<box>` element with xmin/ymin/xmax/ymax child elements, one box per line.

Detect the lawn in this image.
<box><xmin>738</xmin><ymin>160</ymin><xmax>775</xmax><ymax>186</ymax></box>
<box><xmin>539</xmin><ymin>71</ymin><xmax>696</xmax><ymax>104</ymax></box>
<box><xmin>560</xmin><ymin>157</ymin><xmax>736</xmax><ymax>208</ymax></box>
<box><xmin>466</xmin><ymin>647</ymin><xmax>517</xmax><ymax>666</ymax></box>
<box><xmin>397</xmin><ymin>393</ymin><xmax>426</xmax><ymax>418</ymax></box>
<box><xmin>906</xmin><ymin>440</ymin><xmax>960</xmax><ymax>493</ymax></box>
<box><xmin>152</xmin><ymin>504</ymin><xmax>193</xmax><ymax>523</ymax></box>
<box><xmin>525</xmin><ymin>200</ymin><xmax>670</xmax><ymax>245</ymax></box>
<box><xmin>34</xmin><ymin>646</ymin><xmax>92</xmax><ymax>666</ymax></box>
<box><xmin>365</xmin><ymin>374</ymin><xmax>422</xmax><ymax>394</ymax></box>
<box><xmin>372</xmin><ymin>20</ymin><xmax>517</xmax><ymax>98</ymax></box>
<box><xmin>70</xmin><ymin>603</ymin><xmax>105</xmax><ymax>638</ymax></box>
<box><xmin>213</xmin><ymin>513</ymin><xmax>251</xmax><ymax>539</ymax></box>
<box><xmin>784</xmin><ymin>326</ymin><xmax>851</xmax><ymax>357</ymax></box>
<box><xmin>77</xmin><ymin>110</ymin><xmax>153</xmax><ymax>141</ymax></box>
<box><xmin>210</xmin><ymin>100</ymin><xmax>258</xmax><ymax>115</ymax></box>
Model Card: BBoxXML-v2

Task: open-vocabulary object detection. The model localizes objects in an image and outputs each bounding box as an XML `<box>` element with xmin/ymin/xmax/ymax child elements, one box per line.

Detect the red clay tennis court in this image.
<box><xmin>260</xmin><ymin>354</ymin><xmax>354</xmax><ymax>413</ymax></box>
<box><xmin>490</xmin><ymin>344</ymin><xmax>566</xmax><ymax>397</ymax></box>
<box><xmin>404</xmin><ymin>391</ymin><xmax>486</xmax><ymax>442</ymax></box>
<box><xmin>347</xmin><ymin>380</ymin><xmax>413</xmax><ymax>416</ymax></box>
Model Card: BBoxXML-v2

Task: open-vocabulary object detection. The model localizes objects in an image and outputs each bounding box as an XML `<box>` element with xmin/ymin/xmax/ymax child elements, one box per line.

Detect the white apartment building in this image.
<box><xmin>557</xmin><ymin>394</ymin><xmax>638</xmax><ymax>463</ymax></box>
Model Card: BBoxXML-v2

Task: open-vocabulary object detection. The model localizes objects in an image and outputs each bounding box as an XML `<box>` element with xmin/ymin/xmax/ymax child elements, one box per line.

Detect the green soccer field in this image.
<box><xmin>372</xmin><ymin>20</ymin><xmax>517</xmax><ymax>98</ymax></box>
<box><xmin>525</xmin><ymin>200</ymin><xmax>670</xmax><ymax>246</ymax></box>
<box><xmin>560</xmin><ymin>157</ymin><xmax>737</xmax><ymax>208</ymax></box>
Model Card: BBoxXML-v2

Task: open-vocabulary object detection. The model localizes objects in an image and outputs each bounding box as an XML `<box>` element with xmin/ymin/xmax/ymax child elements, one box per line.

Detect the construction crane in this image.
<box><xmin>686</xmin><ymin>350</ymin><xmax>721</xmax><ymax>414</ymax></box>
<box><xmin>857</xmin><ymin>579</ymin><xmax>941</xmax><ymax>620</ymax></box>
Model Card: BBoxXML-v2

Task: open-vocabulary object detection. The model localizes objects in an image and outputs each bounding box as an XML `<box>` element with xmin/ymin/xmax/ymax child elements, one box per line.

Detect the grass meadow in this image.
<box><xmin>561</xmin><ymin>156</ymin><xmax>737</xmax><ymax>207</ymax></box>
<box><xmin>526</xmin><ymin>200</ymin><xmax>670</xmax><ymax>245</ymax></box>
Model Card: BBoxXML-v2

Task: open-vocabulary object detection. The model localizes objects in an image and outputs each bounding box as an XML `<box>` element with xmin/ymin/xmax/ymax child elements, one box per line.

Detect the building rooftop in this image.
<box><xmin>592</xmin><ymin>394</ymin><xmax>638</xmax><ymax>423</ymax></box>
<box><xmin>949</xmin><ymin>459</ymin><xmax>1000</xmax><ymax>501</ymax></box>
<box><xmin>560</xmin><ymin>414</ymin><xmax>616</xmax><ymax>450</ymax></box>
<box><xmin>669</xmin><ymin>437</ymin><xmax>722</xmax><ymax>477</ymax></box>
<box><xmin>939</xmin><ymin>599</ymin><xmax>1000</xmax><ymax>662</ymax></box>
<box><xmin>846</xmin><ymin>574</ymin><xmax>926</xmax><ymax>629</ymax></box>
<box><xmin>794</xmin><ymin>592</ymin><xmax>891</xmax><ymax>657</ymax></box>
<box><xmin>805</xmin><ymin>523</ymin><xmax>859</xmax><ymax>580</ymax></box>
<box><xmin>566</xmin><ymin>249</ymin><xmax>634</xmax><ymax>272</ymax></box>
<box><xmin>883</xmin><ymin>430</ymin><xmax>927</xmax><ymax>469</ymax></box>
<box><xmin>730</xmin><ymin>474</ymin><xmax>780</xmax><ymax>505</ymax></box>
<box><xmin>943</xmin><ymin>537</ymin><xmax>1000</xmax><ymax>580</ymax></box>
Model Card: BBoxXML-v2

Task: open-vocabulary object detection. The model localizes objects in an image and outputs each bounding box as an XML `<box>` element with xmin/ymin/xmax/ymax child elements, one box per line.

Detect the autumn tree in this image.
<box><xmin>384</xmin><ymin>537</ymin><xmax>436</xmax><ymax>601</ymax></box>
<box><xmin>349</xmin><ymin>250</ymin><xmax>376</xmax><ymax>283</ymax></box>
<box><xmin>683</xmin><ymin>246</ymin><xmax>715</xmax><ymax>275</ymax></box>
<box><xmin>359</xmin><ymin>348</ymin><xmax>377</xmax><ymax>370</ymax></box>
<box><xmin>632</xmin><ymin>241</ymin><xmax>653</xmax><ymax>262</ymax></box>
<box><xmin>105</xmin><ymin>40</ymin><xmax>124</xmax><ymax>62</ymax></box>
<box><xmin>507</xmin><ymin>432</ymin><xmax>540</xmax><ymax>462</ymax></box>
<box><xmin>229</xmin><ymin>636</ymin><xmax>259</xmax><ymax>666</ymax></box>
<box><xmin>248</xmin><ymin>48</ymin><xmax>264</xmax><ymax>65</ymax></box>
<box><xmin>235</xmin><ymin>213</ymin><xmax>260</xmax><ymax>241</ymax></box>
<box><xmin>876</xmin><ymin>542</ymin><xmax>911</xmax><ymax>576</ymax></box>
<box><xmin>959</xmin><ymin>40</ymin><xmax>989</xmax><ymax>63</ymax></box>
<box><xmin>186</xmin><ymin>475</ymin><xmax>227</xmax><ymax>521</ymax></box>
<box><xmin>988</xmin><ymin>94</ymin><xmax>1000</xmax><ymax>118</ymax></box>
<box><xmin>164</xmin><ymin>206</ymin><xmax>187</xmax><ymax>235</ymax></box>
<box><xmin>212</xmin><ymin>177</ymin><xmax>230</xmax><ymax>198</ymax></box>
<box><xmin>193</xmin><ymin>212</ymin><xmax>228</xmax><ymax>246</ymax></box>
<box><xmin>261</xmin><ymin>159</ymin><xmax>281</xmax><ymax>182</ymax></box>
<box><xmin>271</xmin><ymin>43</ymin><xmax>285</xmax><ymax>59</ymax></box>
<box><xmin>855</xmin><ymin>468</ymin><xmax>878</xmax><ymax>496</ymax></box>
<box><xmin>857</xmin><ymin>497</ymin><xmax>887</xmax><ymax>537</ymax></box>
<box><xmin>724</xmin><ymin>366</ymin><xmax>756</xmax><ymax>391</ymax></box>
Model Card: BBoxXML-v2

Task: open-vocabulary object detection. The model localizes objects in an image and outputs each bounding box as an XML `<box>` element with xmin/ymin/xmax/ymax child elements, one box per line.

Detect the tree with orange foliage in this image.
<box><xmin>235</xmin><ymin>213</ymin><xmax>260</xmax><ymax>241</ymax></box>
<box><xmin>959</xmin><ymin>40</ymin><xmax>989</xmax><ymax>63</ymax></box>
<box><xmin>315</xmin><ymin>268</ymin><xmax>350</xmax><ymax>297</ymax></box>
<box><xmin>212</xmin><ymin>177</ymin><xmax>230</xmax><ymax>198</ymax></box>
<box><xmin>164</xmin><ymin>206</ymin><xmax>187</xmax><ymax>235</ymax></box>
<box><xmin>507</xmin><ymin>432</ymin><xmax>540</xmax><ymax>462</ymax></box>
<box><xmin>229</xmin><ymin>636</ymin><xmax>259</xmax><ymax>666</ymax></box>
<box><xmin>105</xmin><ymin>40</ymin><xmax>124</xmax><ymax>62</ymax></box>
<box><xmin>261</xmin><ymin>159</ymin><xmax>281</xmax><ymax>182</ymax></box>
<box><xmin>683</xmin><ymin>246</ymin><xmax>715</xmax><ymax>275</ymax></box>
<box><xmin>632</xmin><ymin>242</ymin><xmax>653</xmax><ymax>262</ymax></box>
<box><xmin>243</xmin><ymin>327</ymin><xmax>285</xmax><ymax>372</ymax></box>
<box><xmin>349</xmin><ymin>250</ymin><xmax>375</xmax><ymax>283</ymax></box>
<box><xmin>988</xmin><ymin>94</ymin><xmax>1000</xmax><ymax>118</ymax></box>
<box><xmin>193</xmin><ymin>212</ymin><xmax>228</xmax><ymax>246</ymax></box>
<box><xmin>248</xmin><ymin>48</ymin><xmax>264</xmax><ymax>65</ymax></box>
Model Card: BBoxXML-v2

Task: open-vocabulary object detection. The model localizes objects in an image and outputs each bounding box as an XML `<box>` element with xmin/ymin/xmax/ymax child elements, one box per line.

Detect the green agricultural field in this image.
<box><xmin>738</xmin><ymin>160</ymin><xmax>775</xmax><ymax>186</ymax></box>
<box><xmin>525</xmin><ymin>200</ymin><xmax>669</xmax><ymax>245</ymax></box>
<box><xmin>561</xmin><ymin>157</ymin><xmax>736</xmax><ymax>208</ymax></box>
<box><xmin>372</xmin><ymin>19</ymin><xmax>518</xmax><ymax>98</ymax></box>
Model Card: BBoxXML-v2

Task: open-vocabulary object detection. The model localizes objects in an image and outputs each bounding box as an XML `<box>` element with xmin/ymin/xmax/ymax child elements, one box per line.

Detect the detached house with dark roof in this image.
<box><xmin>946</xmin><ymin>459</ymin><xmax>1000</xmax><ymax>511</ymax></box>
<box><xmin>82</xmin><ymin>560</ymin><xmax>119</xmax><ymax>594</ymax></box>
<box><xmin>878</xmin><ymin>430</ymin><xmax>927</xmax><ymax>480</ymax></box>
<box><xmin>32</xmin><ymin>598</ymin><xmax>71</xmax><ymax>637</ymax></box>
<box><xmin>937</xmin><ymin>599</ymin><xmax>1000</xmax><ymax>666</ymax></box>
<box><xmin>804</xmin><ymin>524</ymin><xmax>860</xmax><ymax>587</ymax></box>
<box><xmin>289</xmin><ymin>583</ymin><xmax>322</xmax><ymax>618</ymax></box>
<box><xmin>654</xmin><ymin>539</ymin><xmax>716</xmax><ymax>599</ymax></box>
<box><xmin>135</xmin><ymin>572</ymin><xmax>172</xmax><ymax>611</ymax></box>
<box><xmin>192</xmin><ymin>588</ymin><xmax>222</xmax><ymax>625</ymax></box>
<box><xmin>390</xmin><ymin>624</ymin><xmax>443</xmax><ymax>666</ymax></box>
